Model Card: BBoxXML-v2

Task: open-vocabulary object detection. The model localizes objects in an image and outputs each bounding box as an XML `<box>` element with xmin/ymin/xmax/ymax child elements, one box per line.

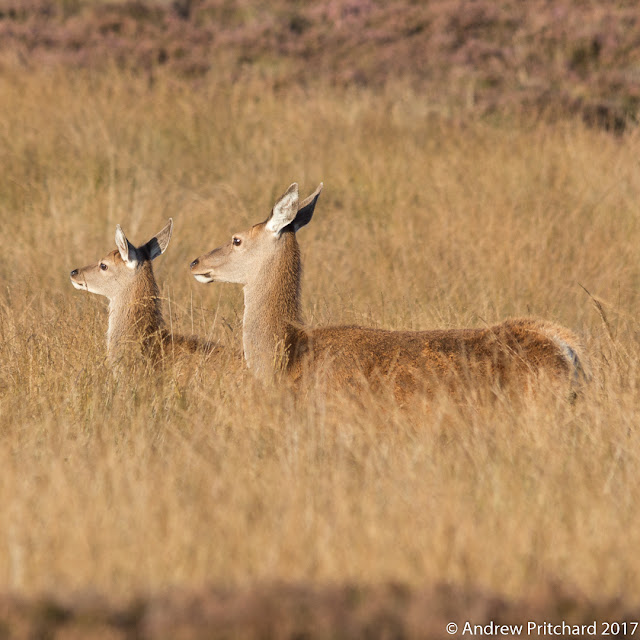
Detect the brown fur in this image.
<box><xmin>191</xmin><ymin>183</ymin><xmax>588</xmax><ymax>400</ymax></box>
<box><xmin>106</xmin><ymin>252</ymin><xmax>219</xmax><ymax>366</ymax></box>
<box><xmin>289</xmin><ymin>319</ymin><xmax>587</xmax><ymax>401</ymax></box>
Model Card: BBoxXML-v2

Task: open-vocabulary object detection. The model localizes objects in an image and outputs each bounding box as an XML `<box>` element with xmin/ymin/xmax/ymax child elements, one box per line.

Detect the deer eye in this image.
<box><xmin>232</xmin><ymin>237</ymin><xmax>242</xmax><ymax>247</ymax></box>
<box><xmin>100</xmin><ymin>263</ymin><xmax>108</xmax><ymax>271</ymax></box>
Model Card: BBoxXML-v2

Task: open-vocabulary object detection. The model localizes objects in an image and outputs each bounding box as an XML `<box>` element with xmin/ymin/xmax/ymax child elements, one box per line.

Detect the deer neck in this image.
<box><xmin>242</xmin><ymin>234</ymin><xmax>303</xmax><ymax>380</ymax></box>
<box><xmin>107</xmin><ymin>264</ymin><xmax>163</xmax><ymax>361</ymax></box>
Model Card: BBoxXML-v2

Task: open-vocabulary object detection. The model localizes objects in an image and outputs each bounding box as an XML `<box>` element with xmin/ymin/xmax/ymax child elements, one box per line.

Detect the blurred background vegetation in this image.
<box><xmin>1</xmin><ymin>1</ymin><xmax>640</xmax><ymax>637</ymax></box>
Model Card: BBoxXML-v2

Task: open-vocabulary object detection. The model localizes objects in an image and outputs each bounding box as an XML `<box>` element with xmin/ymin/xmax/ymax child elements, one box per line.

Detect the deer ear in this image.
<box><xmin>142</xmin><ymin>218</ymin><xmax>173</xmax><ymax>261</ymax></box>
<box><xmin>266</xmin><ymin>183</ymin><xmax>299</xmax><ymax>235</ymax></box>
<box><xmin>115</xmin><ymin>225</ymin><xmax>139</xmax><ymax>269</ymax></box>
<box><xmin>288</xmin><ymin>182</ymin><xmax>322</xmax><ymax>233</ymax></box>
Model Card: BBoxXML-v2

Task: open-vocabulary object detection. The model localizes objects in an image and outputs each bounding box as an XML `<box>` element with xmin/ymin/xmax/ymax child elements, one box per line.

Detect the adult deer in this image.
<box><xmin>71</xmin><ymin>220</ymin><xmax>222</xmax><ymax>367</ymax></box>
<box><xmin>190</xmin><ymin>183</ymin><xmax>588</xmax><ymax>399</ymax></box>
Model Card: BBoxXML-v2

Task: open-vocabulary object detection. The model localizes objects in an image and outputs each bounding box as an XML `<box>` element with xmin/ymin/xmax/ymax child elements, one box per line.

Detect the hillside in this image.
<box><xmin>1</xmin><ymin>0</ymin><xmax>639</xmax><ymax>129</ymax></box>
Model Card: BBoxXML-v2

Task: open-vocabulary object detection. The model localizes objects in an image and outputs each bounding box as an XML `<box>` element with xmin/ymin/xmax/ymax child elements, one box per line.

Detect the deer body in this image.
<box><xmin>71</xmin><ymin>220</ymin><xmax>219</xmax><ymax>366</ymax></box>
<box><xmin>190</xmin><ymin>184</ymin><xmax>587</xmax><ymax>398</ymax></box>
<box><xmin>287</xmin><ymin>320</ymin><xmax>583</xmax><ymax>397</ymax></box>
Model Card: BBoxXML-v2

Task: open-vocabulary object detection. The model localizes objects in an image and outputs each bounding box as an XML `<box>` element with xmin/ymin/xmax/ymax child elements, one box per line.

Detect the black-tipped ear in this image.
<box><xmin>142</xmin><ymin>219</ymin><xmax>173</xmax><ymax>261</ymax></box>
<box><xmin>285</xmin><ymin>182</ymin><xmax>323</xmax><ymax>233</ymax></box>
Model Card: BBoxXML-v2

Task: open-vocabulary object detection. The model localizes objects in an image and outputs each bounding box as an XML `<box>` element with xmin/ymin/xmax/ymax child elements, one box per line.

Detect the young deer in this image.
<box><xmin>190</xmin><ymin>183</ymin><xmax>588</xmax><ymax>399</ymax></box>
<box><xmin>71</xmin><ymin>220</ymin><xmax>221</xmax><ymax>367</ymax></box>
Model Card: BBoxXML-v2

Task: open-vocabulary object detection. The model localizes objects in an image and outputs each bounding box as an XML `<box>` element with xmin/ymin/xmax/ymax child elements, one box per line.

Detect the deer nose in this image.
<box><xmin>70</xmin><ymin>269</ymin><xmax>78</xmax><ymax>277</ymax></box>
<box><xmin>190</xmin><ymin>258</ymin><xmax>199</xmax><ymax>269</ymax></box>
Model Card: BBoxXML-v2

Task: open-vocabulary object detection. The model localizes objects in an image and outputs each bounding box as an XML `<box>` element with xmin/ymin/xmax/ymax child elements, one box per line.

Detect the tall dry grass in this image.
<box><xmin>0</xmin><ymin>66</ymin><xmax>639</xmax><ymax>606</ymax></box>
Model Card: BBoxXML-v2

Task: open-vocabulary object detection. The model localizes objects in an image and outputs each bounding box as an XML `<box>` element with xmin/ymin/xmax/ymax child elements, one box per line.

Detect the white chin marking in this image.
<box><xmin>71</xmin><ymin>279</ymin><xmax>87</xmax><ymax>291</ymax></box>
<box><xmin>194</xmin><ymin>274</ymin><xmax>213</xmax><ymax>284</ymax></box>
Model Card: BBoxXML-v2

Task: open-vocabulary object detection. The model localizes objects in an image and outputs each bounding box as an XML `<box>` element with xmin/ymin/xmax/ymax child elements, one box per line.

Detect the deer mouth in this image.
<box><xmin>193</xmin><ymin>272</ymin><xmax>214</xmax><ymax>284</ymax></box>
<box><xmin>70</xmin><ymin>275</ymin><xmax>88</xmax><ymax>291</ymax></box>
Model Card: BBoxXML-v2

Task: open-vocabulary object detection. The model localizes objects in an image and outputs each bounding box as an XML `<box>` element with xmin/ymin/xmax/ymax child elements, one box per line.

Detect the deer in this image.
<box><xmin>189</xmin><ymin>183</ymin><xmax>589</xmax><ymax>401</ymax></box>
<box><xmin>70</xmin><ymin>219</ymin><xmax>223</xmax><ymax>369</ymax></box>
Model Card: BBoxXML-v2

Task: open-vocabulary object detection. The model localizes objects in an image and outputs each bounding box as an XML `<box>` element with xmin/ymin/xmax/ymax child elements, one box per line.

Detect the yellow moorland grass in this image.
<box><xmin>0</xmin><ymin>67</ymin><xmax>639</xmax><ymax>606</ymax></box>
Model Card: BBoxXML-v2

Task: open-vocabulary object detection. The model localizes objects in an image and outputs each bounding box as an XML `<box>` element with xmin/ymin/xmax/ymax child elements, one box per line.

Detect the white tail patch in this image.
<box><xmin>550</xmin><ymin>335</ymin><xmax>588</xmax><ymax>384</ymax></box>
